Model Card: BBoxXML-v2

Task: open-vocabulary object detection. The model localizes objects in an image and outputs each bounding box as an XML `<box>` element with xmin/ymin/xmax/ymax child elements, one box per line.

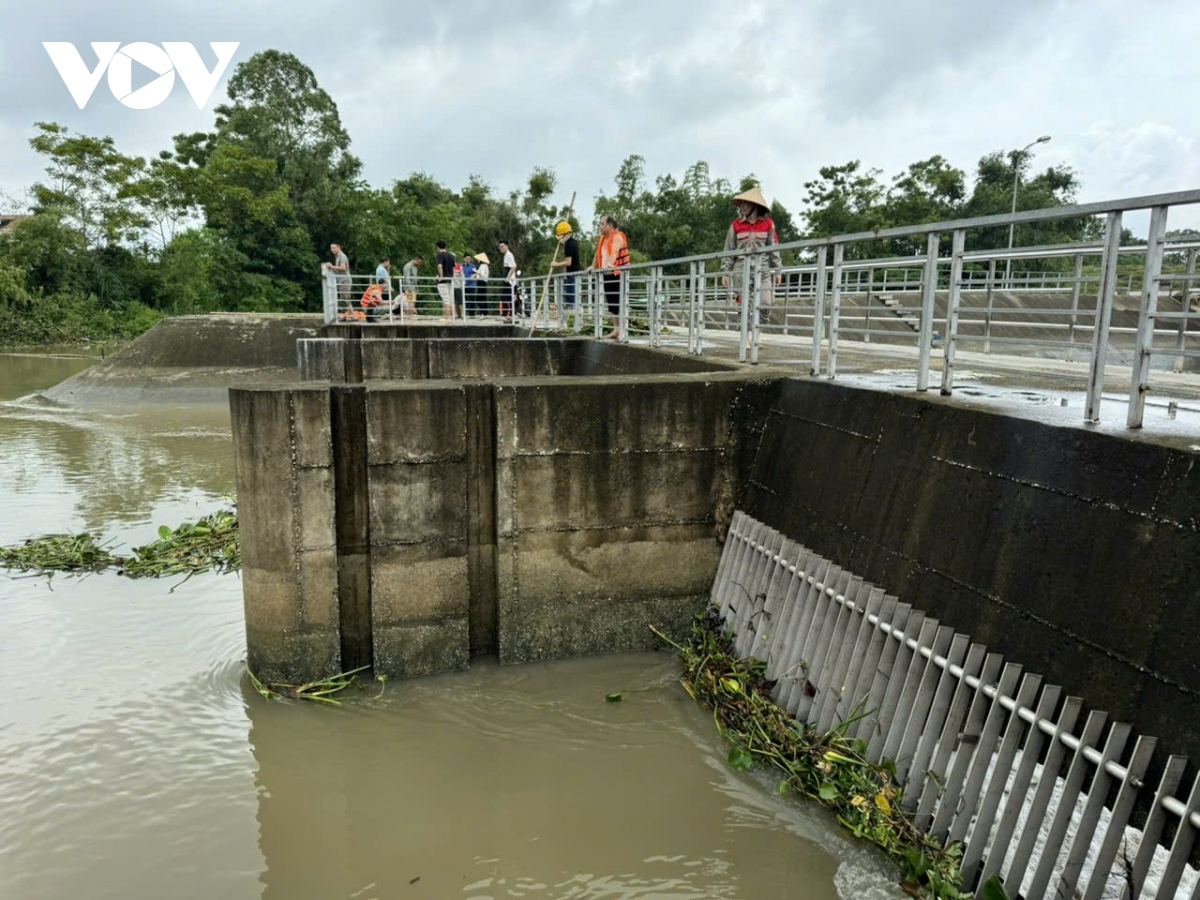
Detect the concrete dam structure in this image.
<box><xmin>233</xmin><ymin>332</ymin><xmax>764</xmax><ymax>684</ymax></box>
<box><xmin>223</xmin><ymin>323</ymin><xmax>1200</xmax><ymax>768</ymax></box>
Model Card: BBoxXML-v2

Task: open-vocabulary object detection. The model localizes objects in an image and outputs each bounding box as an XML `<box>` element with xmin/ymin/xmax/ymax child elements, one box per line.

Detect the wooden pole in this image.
<box><xmin>529</xmin><ymin>191</ymin><xmax>576</xmax><ymax>336</ymax></box>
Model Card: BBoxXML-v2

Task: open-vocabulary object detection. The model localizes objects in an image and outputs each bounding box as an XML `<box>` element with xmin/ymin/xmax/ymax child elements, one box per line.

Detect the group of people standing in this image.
<box><xmin>325</xmin><ymin>184</ymin><xmax>782</xmax><ymax>336</ymax></box>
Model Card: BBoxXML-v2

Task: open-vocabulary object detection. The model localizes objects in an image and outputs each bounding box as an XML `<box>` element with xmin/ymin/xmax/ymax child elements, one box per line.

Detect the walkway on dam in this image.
<box><xmin>645</xmin><ymin>329</ymin><xmax>1200</xmax><ymax>451</ymax></box>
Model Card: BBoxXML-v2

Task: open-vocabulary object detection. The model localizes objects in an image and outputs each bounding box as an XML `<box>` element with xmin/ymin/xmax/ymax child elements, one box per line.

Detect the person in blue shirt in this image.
<box><xmin>462</xmin><ymin>255</ymin><xmax>478</xmax><ymax>316</ymax></box>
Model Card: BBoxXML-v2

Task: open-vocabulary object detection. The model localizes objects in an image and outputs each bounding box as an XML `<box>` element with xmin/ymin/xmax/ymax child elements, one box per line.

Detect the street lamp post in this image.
<box><xmin>1004</xmin><ymin>134</ymin><xmax>1052</xmax><ymax>287</ymax></box>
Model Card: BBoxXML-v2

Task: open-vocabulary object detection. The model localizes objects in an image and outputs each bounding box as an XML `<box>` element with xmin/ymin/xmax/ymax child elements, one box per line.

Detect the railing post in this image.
<box><xmin>687</xmin><ymin>263</ymin><xmax>697</xmax><ymax>353</ymax></box>
<box><xmin>1127</xmin><ymin>205</ymin><xmax>1169</xmax><ymax>428</ymax></box>
<box><xmin>1066</xmin><ymin>253</ymin><xmax>1083</xmax><ymax>361</ymax></box>
<box><xmin>576</xmin><ymin>274</ymin><xmax>585</xmax><ymax>336</ymax></box>
<box><xmin>697</xmin><ymin>264</ymin><xmax>707</xmax><ymax>355</ymax></box>
<box><xmin>864</xmin><ymin>266</ymin><xmax>872</xmax><ymax>344</ymax></box>
<box><xmin>810</xmin><ymin>246</ymin><xmax>828</xmax><ymax>376</ymax></box>
<box><xmin>749</xmin><ymin>264</ymin><xmax>762</xmax><ymax>365</ymax></box>
<box><xmin>940</xmin><ymin>229</ymin><xmax>967</xmax><ymax>395</ymax></box>
<box><xmin>650</xmin><ymin>265</ymin><xmax>661</xmax><ymax>348</ymax></box>
<box><xmin>828</xmin><ymin>244</ymin><xmax>845</xmax><ymax>378</ymax></box>
<box><xmin>594</xmin><ymin>271</ymin><xmax>603</xmax><ymax>338</ymax></box>
<box><xmin>619</xmin><ymin>269</ymin><xmax>629</xmax><ymax>343</ymax></box>
<box><xmin>984</xmin><ymin>258</ymin><xmax>996</xmax><ymax>353</ymax></box>
<box><xmin>1085</xmin><ymin>211</ymin><xmax>1123</xmax><ymax>422</ymax></box>
<box><xmin>916</xmin><ymin>232</ymin><xmax>940</xmax><ymax>392</ymax></box>
<box><xmin>738</xmin><ymin>255</ymin><xmax>751</xmax><ymax>363</ymax></box>
<box><xmin>1173</xmin><ymin>247</ymin><xmax>1197</xmax><ymax>373</ymax></box>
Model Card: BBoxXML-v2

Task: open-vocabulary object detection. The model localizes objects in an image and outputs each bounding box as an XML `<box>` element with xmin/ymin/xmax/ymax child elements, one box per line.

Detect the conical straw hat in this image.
<box><xmin>732</xmin><ymin>186</ymin><xmax>770</xmax><ymax>212</ymax></box>
<box><xmin>473</xmin><ymin>252</ymin><xmax>490</xmax><ymax>264</ymax></box>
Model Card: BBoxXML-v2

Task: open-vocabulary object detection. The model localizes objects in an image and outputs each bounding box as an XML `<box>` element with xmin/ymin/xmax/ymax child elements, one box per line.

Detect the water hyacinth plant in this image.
<box><xmin>654</xmin><ymin>610</ymin><xmax>972</xmax><ymax>900</ymax></box>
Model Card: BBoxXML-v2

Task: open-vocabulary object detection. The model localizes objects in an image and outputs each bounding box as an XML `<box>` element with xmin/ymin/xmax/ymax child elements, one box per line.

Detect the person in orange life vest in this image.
<box><xmin>720</xmin><ymin>186</ymin><xmax>782</xmax><ymax>329</ymax></box>
<box><xmin>359</xmin><ymin>283</ymin><xmax>385</xmax><ymax>322</ymax></box>
<box><xmin>588</xmin><ymin>215</ymin><xmax>630</xmax><ymax>339</ymax></box>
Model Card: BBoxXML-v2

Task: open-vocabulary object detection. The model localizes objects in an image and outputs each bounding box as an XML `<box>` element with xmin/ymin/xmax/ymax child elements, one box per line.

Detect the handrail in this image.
<box><xmin>319</xmin><ymin>189</ymin><xmax>1200</xmax><ymax>428</ymax></box>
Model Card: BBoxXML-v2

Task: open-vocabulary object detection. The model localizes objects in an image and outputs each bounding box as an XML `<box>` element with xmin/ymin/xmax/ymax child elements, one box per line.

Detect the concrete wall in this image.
<box><xmin>322</xmin><ymin>323</ymin><xmax>522</xmax><ymax>340</ymax></box>
<box><xmin>493</xmin><ymin>376</ymin><xmax>744</xmax><ymax>663</ymax></box>
<box><xmin>569</xmin><ymin>343</ymin><xmax>739</xmax><ymax>376</ymax></box>
<box><xmin>297</xmin><ymin>338</ymin><xmax>584</xmax><ymax>382</ymax></box>
<box><xmin>233</xmin><ymin>371</ymin><xmax>753</xmax><ymax>681</ymax></box>
<box><xmin>297</xmin><ymin>336</ymin><xmax>736</xmax><ymax>383</ymax></box>
<box><xmin>231</xmin><ymin>386</ymin><xmax>340</xmax><ymax>683</ymax></box>
<box><xmin>736</xmin><ymin>378</ymin><xmax>1200</xmax><ymax>762</ymax></box>
<box><xmin>366</xmin><ymin>385</ymin><xmax>474</xmax><ymax>678</ymax></box>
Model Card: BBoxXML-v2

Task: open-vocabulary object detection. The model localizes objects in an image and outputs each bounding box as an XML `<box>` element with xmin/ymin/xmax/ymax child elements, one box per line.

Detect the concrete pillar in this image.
<box><xmin>366</xmin><ymin>386</ymin><xmax>472</xmax><ymax>677</ymax></box>
<box><xmin>493</xmin><ymin>377</ymin><xmax>741</xmax><ymax>663</ymax></box>
<box><xmin>232</xmin><ymin>387</ymin><xmax>340</xmax><ymax>684</ymax></box>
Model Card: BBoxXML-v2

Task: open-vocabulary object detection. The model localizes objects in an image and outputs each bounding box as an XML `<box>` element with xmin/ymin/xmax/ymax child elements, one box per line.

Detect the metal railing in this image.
<box><xmin>322</xmin><ymin>189</ymin><xmax>1200</xmax><ymax>427</ymax></box>
<box><xmin>515</xmin><ymin>190</ymin><xmax>1200</xmax><ymax>428</ymax></box>
<box><xmin>716</xmin><ymin>510</ymin><xmax>1200</xmax><ymax>900</ymax></box>
<box><xmin>321</xmin><ymin>272</ymin><xmax>529</xmax><ymax>324</ymax></box>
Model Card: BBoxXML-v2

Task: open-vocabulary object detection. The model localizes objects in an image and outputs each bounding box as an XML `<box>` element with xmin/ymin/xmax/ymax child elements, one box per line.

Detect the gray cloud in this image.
<box><xmin>3</xmin><ymin>0</ymin><xmax>1199</xmax><ymax>232</ymax></box>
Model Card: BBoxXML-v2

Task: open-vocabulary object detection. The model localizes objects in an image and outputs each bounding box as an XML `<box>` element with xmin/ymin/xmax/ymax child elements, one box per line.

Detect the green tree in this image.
<box><xmin>881</xmin><ymin>156</ymin><xmax>967</xmax><ymax>254</ymax></box>
<box><xmin>28</xmin><ymin>122</ymin><xmax>150</xmax><ymax>249</ymax></box>
<box><xmin>800</xmin><ymin>162</ymin><xmax>889</xmax><ymax>258</ymax></box>
<box><xmin>963</xmin><ymin>151</ymin><xmax>1091</xmax><ymax>255</ymax></box>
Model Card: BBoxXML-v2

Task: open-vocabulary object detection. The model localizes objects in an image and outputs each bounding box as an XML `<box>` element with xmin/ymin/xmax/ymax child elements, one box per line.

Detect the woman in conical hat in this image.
<box><xmin>721</xmin><ymin>185</ymin><xmax>783</xmax><ymax>334</ymax></box>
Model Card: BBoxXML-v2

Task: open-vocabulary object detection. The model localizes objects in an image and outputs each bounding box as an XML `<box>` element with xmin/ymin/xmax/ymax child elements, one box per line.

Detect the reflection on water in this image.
<box><xmin>0</xmin><ymin>354</ymin><xmax>899</xmax><ymax>900</ymax></box>
<box><xmin>0</xmin><ymin>352</ymin><xmax>97</xmax><ymax>403</ymax></box>
<box><xmin>0</xmin><ymin>358</ymin><xmax>234</xmax><ymax>537</ymax></box>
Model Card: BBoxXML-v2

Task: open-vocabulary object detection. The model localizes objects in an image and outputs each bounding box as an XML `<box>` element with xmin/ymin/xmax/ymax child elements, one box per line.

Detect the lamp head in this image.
<box><xmin>1036</xmin><ymin>135</ymin><xmax>1052</xmax><ymax>143</ymax></box>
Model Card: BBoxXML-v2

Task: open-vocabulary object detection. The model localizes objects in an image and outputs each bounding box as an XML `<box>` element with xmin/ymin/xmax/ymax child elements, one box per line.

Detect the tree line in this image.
<box><xmin>0</xmin><ymin>49</ymin><xmax>1096</xmax><ymax>346</ymax></box>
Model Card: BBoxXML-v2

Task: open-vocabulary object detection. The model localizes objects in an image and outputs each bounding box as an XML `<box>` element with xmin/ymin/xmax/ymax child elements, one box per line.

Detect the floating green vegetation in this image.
<box><xmin>122</xmin><ymin>508</ymin><xmax>240</xmax><ymax>578</ymax></box>
<box><xmin>0</xmin><ymin>532</ymin><xmax>116</xmax><ymax>574</ymax></box>
<box><xmin>0</xmin><ymin>507</ymin><xmax>240</xmax><ymax>580</ymax></box>
<box><xmin>247</xmin><ymin>666</ymin><xmax>384</xmax><ymax>706</ymax></box>
<box><xmin>654</xmin><ymin>610</ymin><xmax>972</xmax><ymax>900</ymax></box>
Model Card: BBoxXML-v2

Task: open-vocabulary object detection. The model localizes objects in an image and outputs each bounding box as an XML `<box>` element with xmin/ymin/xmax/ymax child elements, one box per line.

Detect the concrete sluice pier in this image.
<box><xmin>233</xmin><ymin>328</ymin><xmax>765</xmax><ymax>683</ymax></box>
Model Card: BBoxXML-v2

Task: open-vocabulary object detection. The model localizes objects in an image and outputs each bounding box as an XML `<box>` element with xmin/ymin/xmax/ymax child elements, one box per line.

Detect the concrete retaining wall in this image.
<box><xmin>736</xmin><ymin>378</ymin><xmax>1200</xmax><ymax>762</ymax></box>
<box><xmin>233</xmin><ymin>371</ymin><xmax>754</xmax><ymax>681</ymax></box>
<box><xmin>231</xmin><ymin>387</ymin><xmax>340</xmax><ymax>683</ymax></box>
<box><xmin>297</xmin><ymin>338</ymin><xmax>584</xmax><ymax>382</ymax></box>
<box><xmin>296</xmin><ymin>336</ymin><xmax>737</xmax><ymax>383</ymax></box>
<box><xmin>494</xmin><ymin>376</ymin><xmax>744</xmax><ymax>663</ymax></box>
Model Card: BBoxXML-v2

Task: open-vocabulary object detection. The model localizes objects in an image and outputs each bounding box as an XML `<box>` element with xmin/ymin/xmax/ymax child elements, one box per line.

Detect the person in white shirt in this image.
<box><xmin>499</xmin><ymin>240</ymin><xmax>517</xmax><ymax>319</ymax></box>
<box><xmin>470</xmin><ymin>252</ymin><xmax>491</xmax><ymax>316</ymax></box>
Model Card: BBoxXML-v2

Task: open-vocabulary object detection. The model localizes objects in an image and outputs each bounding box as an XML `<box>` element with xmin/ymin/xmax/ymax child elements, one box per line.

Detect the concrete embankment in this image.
<box><xmin>44</xmin><ymin>314</ymin><xmax>325</xmax><ymax>405</ymax></box>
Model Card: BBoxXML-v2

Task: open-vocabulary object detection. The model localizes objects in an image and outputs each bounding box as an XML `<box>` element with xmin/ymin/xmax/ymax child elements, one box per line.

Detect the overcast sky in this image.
<box><xmin>4</xmin><ymin>0</ymin><xmax>1199</xmax><ymax>236</ymax></box>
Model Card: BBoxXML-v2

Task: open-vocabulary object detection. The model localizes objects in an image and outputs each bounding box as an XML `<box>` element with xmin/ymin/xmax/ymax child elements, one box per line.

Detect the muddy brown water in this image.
<box><xmin>0</xmin><ymin>353</ymin><xmax>902</xmax><ymax>900</ymax></box>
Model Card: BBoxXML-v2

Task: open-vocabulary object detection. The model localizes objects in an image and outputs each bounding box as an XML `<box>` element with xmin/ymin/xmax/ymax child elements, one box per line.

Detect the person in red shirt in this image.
<box><xmin>721</xmin><ymin>186</ymin><xmax>782</xmax><ymax>335</ymax></box>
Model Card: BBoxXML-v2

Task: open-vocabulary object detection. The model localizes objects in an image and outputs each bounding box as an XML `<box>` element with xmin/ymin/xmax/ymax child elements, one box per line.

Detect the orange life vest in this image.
<box><xmin>360</xmin><ymin>284</ymin><xmax>383</xmax><ymax>308</ymax></box>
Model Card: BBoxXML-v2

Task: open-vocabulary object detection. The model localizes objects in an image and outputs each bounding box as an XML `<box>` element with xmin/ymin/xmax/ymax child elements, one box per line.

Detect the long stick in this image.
<box><xmin>529</xmin><ymin>190</ymin><xmax>576</xmax><ymax>335</ymax></box>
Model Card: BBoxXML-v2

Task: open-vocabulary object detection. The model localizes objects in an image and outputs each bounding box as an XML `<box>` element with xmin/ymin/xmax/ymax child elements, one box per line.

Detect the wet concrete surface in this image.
<box><xmin>643</xmin><ymin>332</ymin><xmax>1200</xmax><ymax>452</ymax></box>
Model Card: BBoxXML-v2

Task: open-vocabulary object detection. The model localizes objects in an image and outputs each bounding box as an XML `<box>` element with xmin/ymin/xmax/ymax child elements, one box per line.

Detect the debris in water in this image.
<box><xmin>605</xmin><ymin>692</ymin><xmax>623</xmax><ymax>702</ymax></box>
<box><xmin>247</xmin><ymin>665</ymin><xmax>374</xmax><ymax>706</ymax></box>
<box><xmin>0</xmin><ymin>507</ymin><xmax>240</xmax><ymax>580</ymax></box>
<box><xmin>0</xmin><ymin>532</ymin><xmax>116</xmax><ymax>575</ymax></box>
<box><xmin>652</xmin><ymin>611</ymin><xmax>968</xmax><ymax>899</ymax></box>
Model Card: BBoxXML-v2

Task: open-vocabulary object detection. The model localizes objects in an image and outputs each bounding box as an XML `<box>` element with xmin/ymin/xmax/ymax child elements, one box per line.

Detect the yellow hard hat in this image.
<box><xmin>555</xmin><ymin>220</ymin><xmax>572</xmax><ymax>237</ymax></box>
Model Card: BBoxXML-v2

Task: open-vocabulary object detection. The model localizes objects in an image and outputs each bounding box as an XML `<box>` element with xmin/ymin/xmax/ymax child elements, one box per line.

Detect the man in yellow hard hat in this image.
<box><xmin>549</xmin><ymin>220</ymin><xmax>581</xmax><ymax>314</ymax></box>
